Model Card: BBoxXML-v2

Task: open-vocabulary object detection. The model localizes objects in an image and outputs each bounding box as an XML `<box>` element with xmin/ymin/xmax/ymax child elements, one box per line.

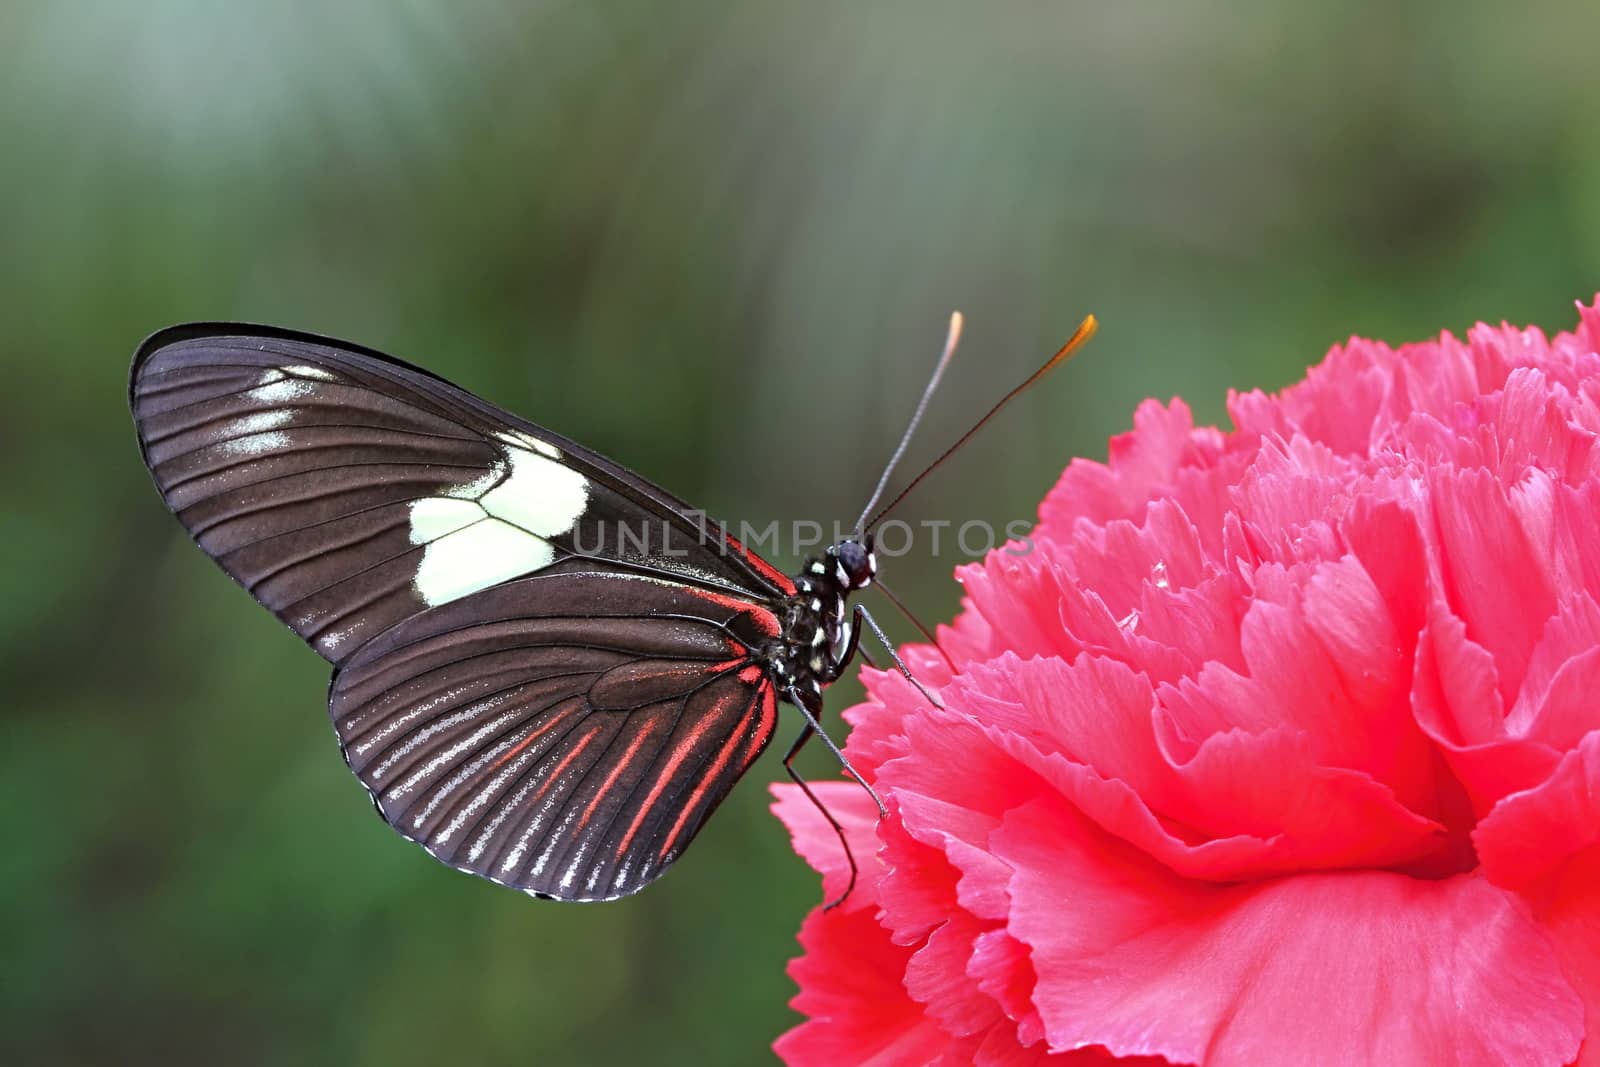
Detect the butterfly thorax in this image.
<box><xmin>768</xmin><ymin>538</ymin><xmax>876</xmax><ymax>698</ymax></box>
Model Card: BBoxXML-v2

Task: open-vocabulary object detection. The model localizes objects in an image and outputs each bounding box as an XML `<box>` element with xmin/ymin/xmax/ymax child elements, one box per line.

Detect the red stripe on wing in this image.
<box><xmin>573</xmin><ymin>717</ymin><xmax>665</xmax><ymax>831</ymax></box>
<box><xmin>678</xmin><ymin>584</ymin><xmax>784</xmax><ymax>641</ymax></box>
<box><xmin>654</xmin><ymin>682</ymin><xmax>775</xmax><ymax>862</ymax></box>
<box><xmin>526</xmin><ymin>730</ymin><xmax>600</xmax><ymax>807</ymax></box>
<box><xmin>723</xmin><ymin>533</ymin><xmax>797</xmax><ymax>596</ymax></box>
<box><xmin>490</xmin><ymin>703</ymin><xmax>586</xmax><ymax>771</ymax></box>
<box><xmin>615</xmin><ymin>711</ymin><xmax>728</xmax><ymax>859</ymax></box>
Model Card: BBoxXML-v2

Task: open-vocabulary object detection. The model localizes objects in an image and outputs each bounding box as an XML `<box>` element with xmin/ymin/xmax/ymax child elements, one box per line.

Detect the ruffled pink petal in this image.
<box><xmin>1184</xmin><ymin>552</ymin><xmax>1442</xmax><ymax>822</ymax></box>
<box><xmin>1429</xmin><ymin>465</ymin><xmax>1556</xmax><ymax>704</ymax></box>
<box><xmin>1516</xmin><ymin>647</ymin><xmax>1600</xmax><ymax>751</ymax></box>
<box><xmin>947</xmin><ymin>655</ymin><xmax>1443</xmax><ymax>878</ymax></box>
<box><xmin>876</xmin><ymin>737</ymin><xmax>1056</xmax><ymax>1055</ymax></box>
<box><xmin>994</xmin><ymin>796</ymin><xmax>1584</xmax><ymax>1067</ymax></box>
<box><xmin>970</xmin><ymin>929</ymin><xmax>1045</xmax><ymax>1048</ymax></box>
<box><xmin>775</xmin><ymin>903</ymin><xmax>954</xmax><ymax>1067</ymax></box>
<box><xmin>770</xmin><ymin>780</ymin><xmax>884</xmax><ymax>912</ymax></box>
<box><xmin>1412</xmin><ymin>602</ymin><xmax>1561</xmax><ymax>813</ymax></box>
<box><xmin>1475</xmin><ymin>730</ymin><xmax>1600</xmax><ymax>889</ymax></box>
<box><xmin>1505</xmin><ymin>592</ymin><xmax>1600</xmax><ymax>750</ymax></box>
<box><xmin>1577</xmin><ymin>296</ymin><xmax>1600</xmax><ymax>350</ymax></box>
<box><xmin>960</xmin><ymin>552</ymin><xmax>1086</xmax><ymax>664</ymax></box>
<box><xmin>875</xmin><ymin>712</ymin><xmax>1043</xmax><ymax>940</ymax></box>
<box><xmin>903</xmin><ymin>910</ymin><xmax>1005</xmax><ymax>1037</ymax></box>
<box><xmin>1491</xmin><ymin>368</ymin><xmax>1600</xmax><ymax>482</ymax></box>
<box><xmin>1123</xmin><ymin>570</ymin><xmax>1249</xmax><ymax>681</ymax></box>
<box><xmin>1413</xmin><ymin>600</ymin><xmax>1507</xmax><ymax>746</ymax></box>
<box><xmin>773</xmin><ymin>782</ymin><xmax>962</xmax><ymax>1066</ymax></box>
<box><xmin>1527</xmin><ymin>847</ymin><xmax>1600</xmax><ymax>1067</ymax></box>
<box><xmin>938</xmin><ymin>602</ymin><xmax>1001</xmax><ymax>665</ymax></box>
<box><xmin>971</xmin><ymin>1027</ymin><xmax>1166</xmax><ymax>1067</ymax></box>
<box><xmin>875</xmin><ymin>811</ymin><xmax>966</xmax><ymax>945</ymax></box>
<box><xmin>1226</xmin><ymin>435</ymin><xmax>1350</xmax><ymax>563</ymax></box>
<box><xmin>1509</xmin><ymin>594</ymin><xmax>1600</xmax><ymax>727</ymax></box>
<box><xmin>841</xmin><ymin>672</ymin><xmax>919</xmax><ymax>779</ymax></box>
<box><xmin>1251</xmin><ymin>336</ymin><xmax>1404</xmax><ymax>456</ymax></box>
<box><xmin>1389</xmin><ymin>333</ymin><xmax>1483</xmax><ymax>425</ymax></box>
<box><xmin>1339</xmin><ymin>497</ymin><xmax>1429</xmax><ymax>664</ymax></box>
<box><xmin>1552</xmin><ymin>481</ymin><xmax>1600</xmax><ymax>595</ymax></box>
<box><xmin>1232</xmin><ymin>563</ymin><xmax>1421</xmax><ymax>777</ymax></box>
<box><xmin>1039</xmin><ymin>398</ymin><xmax>1214</xmax><ymax>530</ymax></box>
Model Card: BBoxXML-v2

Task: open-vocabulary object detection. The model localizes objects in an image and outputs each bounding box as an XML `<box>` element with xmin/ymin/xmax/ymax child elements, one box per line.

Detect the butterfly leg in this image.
<box><xmin>785</xmin><ymin>683</ymin><xmax>888</xmax><ymax>819</ymax></box>
<box><xmin>856</xmin><ymin>604</ymin><xmax>945</xmax><ymax>709</ymax></box>
<box><xmin>781</xmin><ymin>723</ymin><xmax>859</xmax><ymax>911</ymax></box>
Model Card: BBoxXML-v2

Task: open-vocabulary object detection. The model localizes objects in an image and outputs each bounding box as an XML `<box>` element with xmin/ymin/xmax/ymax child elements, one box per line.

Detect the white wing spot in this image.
<box><xmin>494</xmin><ymin>430</ymin><xmax>562</xmax><ymax>459</ymax></box>
<box><xmin>284</xmin><ymin>364</ymin><xmax>338</xmax><ymax>381</ymax></box>
<box><xmin>446</xmin><ymin>459</ymin><xmax>506</xmax><ymax>500</ymax></box>
<box><xmin>318</xmin><ymin>627</ymin><xmax>354</xmax><ymax>654</ymax></box>
<box><xmin>406</xmin><ymin>444</ymin><xmax>587</xmax><ymax>607</ymax></box>
<box><xmin>219</xmin><ymin>430</ymin><xmax>289</xmax><ymax>457</ymax></box>
<box><xmin>409</xmin><ymin>497</ymin><xmax>485</xmax><ymax>542</ymax></box>
<box><xmin>251</xmin><ymin>379</ymin><xmax>314</xmax><ymax>404</ymax></box>
<box><xmin>412</xmin><ymin>519</ymin><xmax>556</xmax><ymax>606</ymax></box>
<box><xmin>480</xmin><ymin>449</ymin><xmax>587</xmax><ymax>538</ymax></box>
<box><xmin>232</xmin><ymin>409</ymin><xmax>292</xmax><ymax>435</ymax></box>
<box><xmin>218</xmin><ymin>410</ymin><xmax>295</xmax><ymax>456</ymax></box>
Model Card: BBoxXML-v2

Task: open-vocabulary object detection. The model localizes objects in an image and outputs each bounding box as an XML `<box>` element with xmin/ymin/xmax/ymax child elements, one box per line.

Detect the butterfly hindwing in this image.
<box><xmin>329</xmin><ymin>570</ymin><xmax>781</xmax><ymax>900</ymax></box>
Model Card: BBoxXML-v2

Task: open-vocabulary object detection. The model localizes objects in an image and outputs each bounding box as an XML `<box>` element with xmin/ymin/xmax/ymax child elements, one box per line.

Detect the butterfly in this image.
<box><xmin>128</xmin><ymin>315</ymin><xmax>1095</xmax><ymax>902</ymax></box>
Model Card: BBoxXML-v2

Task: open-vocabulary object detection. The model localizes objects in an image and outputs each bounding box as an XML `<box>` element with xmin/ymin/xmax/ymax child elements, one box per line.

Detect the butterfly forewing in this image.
<box><xmin>130</xmin><ymin>324</ymin><xmax>795</xmax><ymax>899</ymax></box>
<box><xmin>130</xmin><ymin>325</ymin><xmax>792</xmax><ymax>663</ymax></box>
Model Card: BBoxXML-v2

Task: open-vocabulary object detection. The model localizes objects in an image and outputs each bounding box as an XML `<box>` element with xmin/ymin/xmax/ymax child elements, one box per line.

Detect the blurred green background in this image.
<box><xmin>2</xmin><ymin>3</ymin><xmax>1597</xmax><ymax>1064</ymax></box>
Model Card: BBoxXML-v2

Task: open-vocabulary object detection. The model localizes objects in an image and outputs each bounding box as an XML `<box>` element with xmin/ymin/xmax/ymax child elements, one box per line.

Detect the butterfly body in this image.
<box><xmin>773</xmin><ymin>542</ymin><xmax>876</xmax><ymax>699</ymax></box>
<box><xmin>130</xmin><ymin>323</ymin><xmax>876</xmax><ymax>902</ymax></box>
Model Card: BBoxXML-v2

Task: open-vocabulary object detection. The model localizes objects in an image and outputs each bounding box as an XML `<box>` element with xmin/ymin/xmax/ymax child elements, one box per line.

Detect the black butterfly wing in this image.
<box><xmin>331</xmin><ymin>570</ymin><xmax>781</xmax><ymax>900</ymax></box>
<box><xmin>130</xmin><ymin>324</ymin><xmax>798</xmax><ymax>899</ymax></box>
<box><xmin>130</xmin><ymin>323</ymin><xmax>794</xmax><ymax>664</ymax></box>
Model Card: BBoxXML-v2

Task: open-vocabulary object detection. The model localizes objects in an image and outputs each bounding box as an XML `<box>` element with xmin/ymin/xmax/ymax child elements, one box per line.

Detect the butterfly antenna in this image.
<box><xmin>853</xmin><ymin>312</ymin><xmax>964</xmax><ymax>536</ymax></box>
<box><xmin>864</xmin><ymin>314</ymin><xmax>1098</xmax><ymax>531</ymax></box>
<box><xmin>872</xmin><ymin>578</ymin><xmax>956</xmax><ymax>674</ymax></box>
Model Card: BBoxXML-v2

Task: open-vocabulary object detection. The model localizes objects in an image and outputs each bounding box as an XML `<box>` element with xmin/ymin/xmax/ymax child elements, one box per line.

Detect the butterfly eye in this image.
<box><xmin>833</xmin><ymin>539</ymin><xmax>873</xmax><ymax>587</ymax></box>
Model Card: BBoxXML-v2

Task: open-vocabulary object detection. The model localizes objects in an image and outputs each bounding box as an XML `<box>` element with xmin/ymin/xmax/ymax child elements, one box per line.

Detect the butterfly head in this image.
<box><xmin>828</xmin><ymin>536</ymin><xmax>876</xmax><ymax>591</ymax></box>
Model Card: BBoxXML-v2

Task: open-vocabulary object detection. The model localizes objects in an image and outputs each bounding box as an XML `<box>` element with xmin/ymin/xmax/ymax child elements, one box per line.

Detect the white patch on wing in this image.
<box><xmin>479</xmin><ymin>449</ymin><xmax>587</xmax><ymax>537</ymax></box>
<box><xmin>232</xmin><ymin>409</ymin><xmax>293</xmax><ymax>435</ymax></box>
<box><xmin>494</xmin><ymin>429</ymin><xmax>562</xmax><ymax>459</ymax></box>
<box><xmin>283</xmin><ymin>364</ymin><xmax>337</xmax><ymax>381</ymax></box>
<box><xmin>560</xmin><ymin>844</ymin><xmax>589</xmax><ymax>891</ymax></box>
<box><xmin>405</xmin><ymin>443</ymin><xmax>587</xmax><ymax>607</ymax></box>
<box><xmin>413</xmin><ymin>518</ymin><xmax>555</xmax><ymax>606</ymax></box>
<box><xmin>219</xmin><ymin>430</ymin><xmax>289</xmax><ymax>457</ymax></box>
<box><xmin>446</xmin><ymin>459</ymin><xmax>506</xmax><ymax>500</ymax></box>
<box><xmin>251</xmin><ymin>379</ymin><xmax>314</xmax><ymax>404</ymax></box>
<box><xmin>318</xmin><ymin>626</ymin><xmax>355</xmax><ymax>654</ymax></box>
<box><xmin>408</xmin><ymin>497</ymin><xmax>485</xmax><ymax>542</ymax></box>
<box><xmin>217</xmin><ymin>410</ymin><xmax>295</xmax><ymax>456</ymax></box>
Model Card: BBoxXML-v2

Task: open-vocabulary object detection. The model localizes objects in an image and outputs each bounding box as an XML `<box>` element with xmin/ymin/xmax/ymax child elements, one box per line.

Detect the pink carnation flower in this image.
<box><xmin>772</xmin><ymin>299</ymin><xmax>1600</xmax><ymax>1066</ymax></box>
